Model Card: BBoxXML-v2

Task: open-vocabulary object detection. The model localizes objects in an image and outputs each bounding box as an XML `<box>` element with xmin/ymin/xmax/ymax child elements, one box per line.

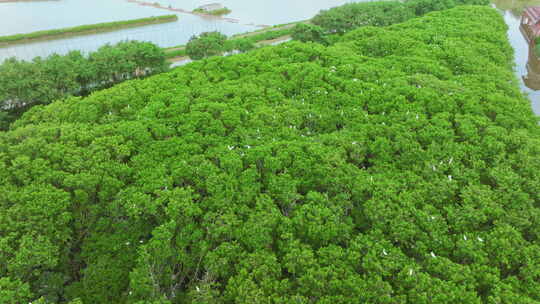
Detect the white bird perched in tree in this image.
<box><xmin>196</xmin><ymin>286</ymin><xmax>201</xmax><ymax>292</ymax></box>
<box><xmin>463</xmin><ymin>235</ymin><xmax>467</xmax><ymax>241</ymax></box>
<box><xmin>430</xmin><ymin>251</ymin><xmax>436</xmax><ymax>258</ymax></box>
<box><xmin>448</xmin><ymin>175</ymin><xmax>452</xmax><ymax>181</ymax></box>
<box><xmin>382</xmin><ymin>249</ymin><xmax>388</xmax><ymax>256</ymax></box>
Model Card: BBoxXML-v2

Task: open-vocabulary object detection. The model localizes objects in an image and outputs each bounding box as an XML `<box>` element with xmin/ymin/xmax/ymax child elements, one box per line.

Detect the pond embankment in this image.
<box><xmin>0</xmin><ymin>0</ymin><xmax>59</xmax><ymax>2</ymax></box>
<box><xmin>0</xmin><ymin>15</ymin><xmax>178</xmax><ymax>46</ymax></box>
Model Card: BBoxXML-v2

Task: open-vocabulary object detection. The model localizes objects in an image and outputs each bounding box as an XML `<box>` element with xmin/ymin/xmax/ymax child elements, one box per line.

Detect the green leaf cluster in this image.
<box><xmin>1</xmin><ymin>5</ymin><xmax>539</xmax><ymax>304</ymax></box>
<box><xmin>312</xmin><ymin>0</ymin><xmax>490</xmax><ymax>34</ymax></box>
<box><xmin>291</xmin><ymin>24</ymin><xmax>328</xmax><ymax>45</ymax></box>
<box><xmin>0</xmin><ymin>40</ymin><xmax>169</xmax><ymax>129</ymax></box>
<box><xmin>186</xmin><ymin>32</ymin><xmax>228</xmax><ymax>60</ymax></box>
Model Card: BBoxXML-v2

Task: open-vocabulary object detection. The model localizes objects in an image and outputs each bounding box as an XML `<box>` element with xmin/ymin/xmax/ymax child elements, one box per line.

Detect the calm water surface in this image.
<box><xmin>0</xmin><ymin>0</ymin><xmax>362</xmax><ymax>61</ymax></box>
<box><xmin>493</xmin><ymin>0</ymin><xmax>540</xmax><ymax>115</ymax></box>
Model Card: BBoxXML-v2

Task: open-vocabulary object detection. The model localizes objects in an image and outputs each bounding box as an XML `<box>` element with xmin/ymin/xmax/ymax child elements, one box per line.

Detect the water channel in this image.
<box><xmin>0</xmin><ymin>0</ymin><xmax>539</xmax><ymax>114</ymax></box>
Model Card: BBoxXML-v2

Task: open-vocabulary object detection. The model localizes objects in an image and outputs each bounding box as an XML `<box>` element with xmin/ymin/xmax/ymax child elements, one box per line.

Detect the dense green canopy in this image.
<box><xmin>311</xmin><ymin>0</ymin><xmax>489</xmax><ymax>34</ymax></box>
<box><xmin>1</xmin><ymin>6</ymin><xmax>540</xmax><ymax>304</ymax></box>
<box><xmin>0</xmin><ymin>40</ymin><xmax>168</xmax><ymax>130</ymax></box>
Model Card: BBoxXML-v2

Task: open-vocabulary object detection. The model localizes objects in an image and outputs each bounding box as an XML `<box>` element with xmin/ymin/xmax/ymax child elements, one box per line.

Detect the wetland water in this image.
<box><xmin>0</xmin><ymin>0</ymin><xmax>539</xmax><ymax>114</ymax></box>
<box><xmin>493</xmin><ymin>0</ymin><xmax>540</xmax><ymax>115</ymax></box>
<box><xmin>0</xmin><ymin>0</ymin><xmax>363</xmax><ymax>61</ymax></box>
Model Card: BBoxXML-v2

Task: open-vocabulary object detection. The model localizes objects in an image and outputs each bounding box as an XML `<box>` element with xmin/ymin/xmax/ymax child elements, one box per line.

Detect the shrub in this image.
<box><xmin>312</xmin><ymin>1</ymin><xmax>414</xmax><ymax>34</ymax></box>
<box><xmin>312</xmin><ymin>0</ymin><xmax>491</xmax><ymax>35</ymax></box>
<box><xmin>291</xmin><ymin>23</ymin><xmax>328</xmax><ymax>45</ymax></box>
<box><xmin>0</xmin><ymin>41</ymin><xmax>168</xmax><ymax>129</ymax></box>
<box><xmin>185</xmin><ymin>31</ymin><xmax>227</xmax><ymax>60</ymax></box>
<box><xmin>406</xmin><ymin>0</ymin><xmax>490</xmax><ymax>16</ymax></box>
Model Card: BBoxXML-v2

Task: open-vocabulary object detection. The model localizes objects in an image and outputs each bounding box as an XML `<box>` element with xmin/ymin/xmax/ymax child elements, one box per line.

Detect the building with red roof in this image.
<box><xmin>521</xmin><ymin>7</ymin><xmax>540</xmax><ymax>42</ymax></box>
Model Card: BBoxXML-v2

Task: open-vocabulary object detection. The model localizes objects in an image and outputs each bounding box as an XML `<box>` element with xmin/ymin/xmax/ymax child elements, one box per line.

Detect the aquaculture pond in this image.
<box><xmin>0</xmin><ymin>0</ymin><xmax>364</xmax><ymax>61</ymax></box>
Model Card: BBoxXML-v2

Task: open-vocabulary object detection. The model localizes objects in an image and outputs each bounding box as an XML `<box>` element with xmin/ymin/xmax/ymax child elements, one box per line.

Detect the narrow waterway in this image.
<box><xmin>492</xmin><ymin>0</ymin><xmax>540</xmax><ymax>115</ymax></box>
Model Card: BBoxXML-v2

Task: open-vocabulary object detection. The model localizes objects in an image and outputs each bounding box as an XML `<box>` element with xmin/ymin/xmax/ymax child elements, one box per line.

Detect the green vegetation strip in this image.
<box><xmin>164</xmin><ymin>28</ymin><xmax>294</xmax><ymax>59</ymax></box>
<box><xmin>0</xmin><ymin>14</ymin><xmax>178</xmax><ymax>45</ymax></box>
<box><xmin>193</xmin><ymin>7</ymin><xmax>232</xmax><ymax>16</ymax></box>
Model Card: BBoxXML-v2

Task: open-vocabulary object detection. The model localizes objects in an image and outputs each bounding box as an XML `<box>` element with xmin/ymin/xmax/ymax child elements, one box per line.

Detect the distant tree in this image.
<box><xmin>406</xmin><ymin>0</ymin><xmax>489</xmax><ymax>16</ymax></box>
<box><xmin>0</xmin><ymin>111</ymin><xmax>9</xmax><ymax>130</ymax></box>
<box><xmin>186</xmin><ymin>31</ymin><xmax>227</xmax><ymax>60</ymax></box>
<box><xmin>291</xmin><ymin>23</ymin><xmax>328</xmax><ymax>45</ymax></box>
<box><xmin>312</xmin><ymin>1</ymin><xmax>414</xmax><ymax>34</ymax></box>
<box><xmin>232</xmin><ymin>39</ymin><xmax>256</xmax><ymax>53</ymax></box>
<box><xmin>0</xmin><ymin>40</ymin><xmax>168</xmax><ymax>130</ymax></box>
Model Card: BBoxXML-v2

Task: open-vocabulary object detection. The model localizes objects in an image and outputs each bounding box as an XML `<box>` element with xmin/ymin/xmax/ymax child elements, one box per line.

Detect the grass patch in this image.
<box><xmin>0</xmin><ymin>15</ymin><xmax>178</xmax><ymax>46</ymax></box>
<box><xmin>165</xmin><ymin>49</ymin><xmax>187</xmax><ymax>59</ymax></box>
<box><xmin>193</xmin><ymin>7</ymin><xmax>231</xmax><ymax>16</ymax></box>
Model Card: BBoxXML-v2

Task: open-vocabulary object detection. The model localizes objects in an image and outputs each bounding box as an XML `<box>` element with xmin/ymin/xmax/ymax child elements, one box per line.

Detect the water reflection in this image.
<box><xmin>494</xmin><ymin>0</ymin><xmax>540</xmax><ymax>114</ymax></box>
<box><xmin>492</xmin><ymin>0</ymin><xmax>540</xmax><ymax>17</ymax></box>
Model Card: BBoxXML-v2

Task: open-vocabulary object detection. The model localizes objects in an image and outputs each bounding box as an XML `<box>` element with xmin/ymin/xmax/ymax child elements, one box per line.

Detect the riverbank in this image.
<box><xmin>0</xmin><ymin>15</ymin><xmax>178</xmax><ymax>46</ymax></box>
<box><xmin>164</xmin><ymin>20</ymin><xmax>304</xmax><ymax>61</ymax></box>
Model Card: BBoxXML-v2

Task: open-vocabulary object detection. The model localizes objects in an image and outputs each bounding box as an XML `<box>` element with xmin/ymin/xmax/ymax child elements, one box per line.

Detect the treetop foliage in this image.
<box><xmin>312</xmin><ymin>0</ymin><xmax>490</xmax><ymax>33</ymax></box>
<box><xmin>1</xmin><ymin>5</ymin><xmax>540</xmax><ymax>304</ymax></box>
<box><xmin>0</xmin><ymin>40</ymin><xmax>169</xmax><ymax>130</ymax></box>
<box><xmin>186</xmin><ymin>31</ymin><xmax>228</xmax><ymax>60</ymax></box>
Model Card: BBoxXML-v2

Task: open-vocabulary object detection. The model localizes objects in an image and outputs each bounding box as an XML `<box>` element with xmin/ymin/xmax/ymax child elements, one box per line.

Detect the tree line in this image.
<box><xmin>0</xmin><ymin>40</ymin><xmax>169</xmax><ymax>130</ymax></box>
<box><xmin>184</xmin><ymin>0</ymin><xmax>491</xmax><ymax>61</ymax></box>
